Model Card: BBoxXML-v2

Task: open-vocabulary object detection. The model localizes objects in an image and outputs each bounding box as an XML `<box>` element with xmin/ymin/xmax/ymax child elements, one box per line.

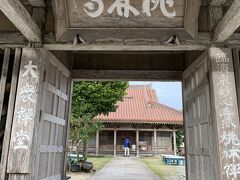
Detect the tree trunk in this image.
<box><xmin>83</xmin><ymin>140</ymin><xmax>88</xmax><ymax>160</ymax></box>
<box><xmin>77</xmin><ymin>142</ymin><xmax>81</xmax><ymax>163</ymax></box>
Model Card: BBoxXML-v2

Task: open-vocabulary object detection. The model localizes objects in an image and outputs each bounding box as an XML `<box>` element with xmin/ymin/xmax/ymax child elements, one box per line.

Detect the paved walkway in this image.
<box><xmin>91</xmin><ymin>156</ymin><xmax>160</xmax><ymax>180</ymax></box>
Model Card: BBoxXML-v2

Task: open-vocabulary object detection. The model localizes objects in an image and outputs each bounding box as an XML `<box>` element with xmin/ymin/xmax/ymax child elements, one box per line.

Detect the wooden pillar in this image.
<box><xmin>173</xmin><ymin>130</ymin><xmax>177</xmax><ymax>155</ymax></box>
<box><xmin>209</xmin><ymin>47</ymin><xmax>240</xmax><ymax>180</ymax></box>
<box><xmin>114</xmin><ymin>129</ymin><xmax>117</xmax><ymax>157</ymax></box>
<box><xmin>96</xmin><ymin>130</ymin><xmax>99</xmax><ymax>156</ymax></box>
<box><xmin>136</xmin><ymin>130</ymin><xmax>139</xmax><ymax>157</ymax></box>
<box><xmin>154</xmin><ymin>127</ymin><xmax>157</xmax><ymax>156</ymax></box>
<box><xmin>0</xmin><ymin>48</ymin><xmax>21</xmax><ymax>180</ymax></box>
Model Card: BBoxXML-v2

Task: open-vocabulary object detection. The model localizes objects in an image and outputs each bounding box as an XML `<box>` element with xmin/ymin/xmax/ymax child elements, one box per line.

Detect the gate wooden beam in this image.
<box><xmin>43</xmin><ymin>32</ymin><xmax>211</xmax><ymax>51</ymax></box>
<box><xmin>184</xmin><ymin>0</ymin><xmax>201</xmax><ymax>39</ymax></box>
<box><xmin>208</xmin><ymin>6</ymin><xmax>223</xmax><ymax>31</ymax></box>
<box><xmin>212</xmin><ymin>0</ymin><xmax>240</xmax><ymax>42</ymax></box>
<box><xmin>44</xmin><ymin>44</ymin><xmax>209</xmax><ymax>51</ymax></box>
<box><xmin>0</xmin><ymin>32</ymin><xmax>27</xmax><ymax>44</ymax></box>
<box><xmin>3</xmin><ymin>32</ymin><xmax>240</xmax><ymax>50</ymax></box>
<box><xmin>28</xmin><ymin>0</ymin><xmax>45</xmax><ymax>7</ymax></box>
<box><xmin>0</xmin><ymin>0</ymin><xmax>41</xmax><ymax>42</ymax></box>
<box><xmin>0</xmin><ymin>32</ymin><xmax>210</xmax><ymax>50</ymax></box>
<box><xmin>71</xmin><ymin>70</ymin><xmax>183</xmax><ymax>81</ymax></box>
<box><xmin>210</xmin><ymin>0</ymin><xmax>227</xmax><ymax>6</ymax></box>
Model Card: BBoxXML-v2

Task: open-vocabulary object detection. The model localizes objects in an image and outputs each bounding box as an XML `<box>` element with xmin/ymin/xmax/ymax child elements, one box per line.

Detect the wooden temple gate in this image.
<box><xmin>1</xmin><ymin>0</ymin><xmax>240</xmax><ymax>180</ymax></box>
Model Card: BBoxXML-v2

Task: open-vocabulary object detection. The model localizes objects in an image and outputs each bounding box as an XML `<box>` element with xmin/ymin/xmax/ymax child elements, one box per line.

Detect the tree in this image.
<box><xmin>176</xmin><ymin>128</ymin><xmax>184</xmax><ymax>147</ymax></box>
<box><xmin>70</xmin><ymin>115</ymin><xmax>103</xmax><ymax>162</ymax></box>
<box><xmin>71</xmin><ymin>81</ymin><xmax>128</xmax><ymax>160</ymax></box>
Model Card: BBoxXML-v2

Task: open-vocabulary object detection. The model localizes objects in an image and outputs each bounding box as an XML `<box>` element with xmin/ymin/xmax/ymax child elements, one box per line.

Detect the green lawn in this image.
<box><xmin>88</xmin><ymin>156</ymin><xmax>113</xmax><ymax>171</ymax></box>
<box><xmin>141</xmin><ymin>157</ymin><xmax>185</xmax><ymax>180</ymax></box>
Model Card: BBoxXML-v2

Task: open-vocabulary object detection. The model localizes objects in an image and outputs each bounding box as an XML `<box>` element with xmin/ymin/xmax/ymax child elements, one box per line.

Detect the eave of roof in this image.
<box><xmin>98</xmin><ymin>119</ymin><xmax>183</xmax><ymax>125</ymax></box>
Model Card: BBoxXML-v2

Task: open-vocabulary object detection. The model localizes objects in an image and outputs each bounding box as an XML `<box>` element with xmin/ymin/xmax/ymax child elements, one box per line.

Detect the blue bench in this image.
<box><xmin>162</xmin><ymin>155</ymin><xmax>185</xmax><ymax>166</ymax></box>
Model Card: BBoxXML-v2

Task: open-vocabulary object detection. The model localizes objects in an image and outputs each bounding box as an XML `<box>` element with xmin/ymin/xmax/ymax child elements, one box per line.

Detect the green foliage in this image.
<box><xmin>72</xmin><ymin>81</ymin><xmax>129</xmax><ymax>119</ymax></box>
<box><xmin>176</xmin><ymin>128</ymin><xmax>184</xmax><ymax>147</ymax></box>
<box><xmin>70</xmin><ymin>115</ymin><xmax>103</xmax><ymax>143</ymax></box>
<box><xmin>70</xmin><ymin>81</ymin><xmax>128</xmax><ymax>160</ymax></box>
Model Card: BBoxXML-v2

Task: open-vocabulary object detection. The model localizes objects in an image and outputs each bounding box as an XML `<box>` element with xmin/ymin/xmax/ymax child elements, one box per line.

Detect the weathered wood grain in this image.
<box><xmin>184</xmin><ymin>0</ymin><xmax>201</xmax><ymax>38</ymax></box>
<box><xmin>63</xmin><ymin>79</ymin><xmax>72</xmax><ymax>180</ymax></box>
<box><xmin>44</xmin><ymin>43</ymin><xmax>209</xmax><ymax>51</ymax></box>
<box><xmin>46</xmin><ymin>82</ymin><xmax>68</xmax><ymax>101</ymax></box>
<box><xmin>56</xmin><ymin>26</ymin><xmax>195</xmax><ymax>43</ymax></box>
<box><xmin>0</xmin><ymin>32</ymin><xmax>27</xmax><ymax>44</ymax></box>
<box><xmin>7</xmin><ymin>48</ymin><xmax>46</xmax><ymax>173</ymax></box>
<box><xmin>48</xmin><ymin>55</ymin><xmax>70</xmax><ymax>78</ymax></box>
<box><xmin>209</xmin><ymin>47</ymin><xmax>240</xmax><ymax>180</ymax></box>
<box><xmin>0</xmin><ymin>45</ymin><xmax>26</xmax><ymax>50</ymax></box>
<box><xmin>39</xmin><ymin>145</ymin><xmax>63</xmax><ymax>153</ymax></box>
<box><xmin>0</xmin><ymin>48</ymin><xmax>21</xmax><ymax>180</ymax></box>
<box><xmin>213</xmin><ymin>0</ymin><xmax>240</xmax><ymax>42</ymax></box>
<box><xmin>51</xmin><ymin>0</ymin><xmax>201</xmax><ymax>42</ymax></box>
<box><xmin>49</xmin><ymin>30</ymin><xmax>211</xmax><ymax>43</ymax></box>
<box><xmin>232</xmin><ymin>49</ymin><xmax>240</xmax><ymax>117</ymax></box>
<box><xmin>72</xmin><ymin>52</ymin><xmax>185</xmax><ymax>71</ymax></box>
<box><xmin>72</xmin><ymin>70</ymin><xmax>182</xmax><ymax>81</ymax></box>
<box><xmin>32</xmin><ymin>7</ymin><xmax>46</xmax><ymax>32</ymax></box>
<box><xmin>67</xmin><ymin>0</ymin><xmax>185</xmax><ymax>28</ymax></box>
<box><xmin>40</xmin><ymin>174</ymin><xmax>61</xmax><ymax>180</ymax></box>
<box><xmin>0</xmin><ymin>0</ymin><xmax>41</xmax><ymax>42</ymax></box>
<box><xmin>0</xmin><ymin>11</ymin><xmax>18</xmax><ymax>32</ymax></box>
<box><xmin>183</xmin><ymin>51</ymin><xmax>214</xmax><ymax>179</ymax></box>
<box><xmin>0</xmin><ymin>32</ymin><xmax>211</xmax><ymax>50</ymax></box>
<box><xmin>34</xmin><ymin>50</ymin><xmax>71</xmax><ymax>179</ymax></box>
<box><xmin>0</xmin><ymin>48</ymin><xmax>10</xmax><ymax>123</ymax></box>
<box><xmin>208</xmin><ymin>6</ymin><xmax>222</xmax><ymax>31</ymax></box>
<box><xmin>43</xmin><ymin>113</ymin><xmax>65</xmax><ymax>126</ymax></box>
<box><xmin>28</xmin><ymin>0</ymin><xmax>45</xmax><ymax>7</ymax></box>
<box><xmin>8</xmin><ymin>174</ymin><xmax>29</xmax><ymax>180</ymax></box>
<box><xmin>210</xmin><ymin>0</ymin><xmax>227</xmax><ymax>6</ymax></box>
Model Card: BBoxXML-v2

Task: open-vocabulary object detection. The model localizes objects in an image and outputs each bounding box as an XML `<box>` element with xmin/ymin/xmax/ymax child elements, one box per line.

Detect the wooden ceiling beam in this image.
<box><xmin>184</xmin><ymin>0</ymin><xmax>201</xmax><ymax>39</ymax></box>
<box><xmin>0</xmin><ymin>0</ymin><xmax>41</xmax><ymax>42</ymax></box>
<box><xmin>0</xmin><ymin>32</ymin><xmax>27</xmax><ymax>44</ymax></box>
<box><xmin>28</xmin><ymin>0</ymin><xmax>45</xmax><ymax>7</ymax></box>
<box><xmin>212</xmin><ymin>0</ymin><xmax>240</xmax><ymax>42</ymax></box>
<box><xmin>210</xmin><ymin>0</ymin><xmax>227</xmax><ymax>6</ymax></box>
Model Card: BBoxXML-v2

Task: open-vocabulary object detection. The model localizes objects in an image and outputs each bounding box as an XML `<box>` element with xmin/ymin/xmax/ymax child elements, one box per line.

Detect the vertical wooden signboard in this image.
<box><xmin>209</xmin><ymin>47</ymin><xmax>240</xmax><ymax>180</ymax></box>
<box><xmin>7</xmin><ymin>48</ymin><xmax>46</xmax><ymax>173</ymax></box>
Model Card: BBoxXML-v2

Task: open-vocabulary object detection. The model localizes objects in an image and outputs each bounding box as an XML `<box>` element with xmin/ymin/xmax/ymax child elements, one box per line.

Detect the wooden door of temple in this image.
<box><xmin>5</xmin><ymin>48</ymin><xmax>72</xmax><ymax>180</ymax></box>
<box><xmin>35</xmin><ymin>51</ymin><xmax>71</xmax><ymax>180</ymax></box>
<box><xmin>183</xmin><ymin>52</ymin><xmax>214</xmax><ymax>180</ymax></box>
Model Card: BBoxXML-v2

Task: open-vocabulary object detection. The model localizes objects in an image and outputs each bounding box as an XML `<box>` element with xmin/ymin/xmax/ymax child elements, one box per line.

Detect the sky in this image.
<box><xmin>129</xmin><ymin>81</ymin><xmax>183</xmax><ymax>110</ymax></box>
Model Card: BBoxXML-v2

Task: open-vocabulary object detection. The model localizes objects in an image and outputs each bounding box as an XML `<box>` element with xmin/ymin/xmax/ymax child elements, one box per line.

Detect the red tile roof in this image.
<box><xmin>97</xmin><ymin>85</ymin><xmax>183</xmax><ymax>125</ymax></box>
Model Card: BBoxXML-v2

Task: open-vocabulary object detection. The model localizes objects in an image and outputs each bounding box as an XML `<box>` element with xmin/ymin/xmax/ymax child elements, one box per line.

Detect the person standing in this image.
<box><xmin>123</xmin><ymin>137</ymin><xmax>131</xmax><ymax>157</ymax></box>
